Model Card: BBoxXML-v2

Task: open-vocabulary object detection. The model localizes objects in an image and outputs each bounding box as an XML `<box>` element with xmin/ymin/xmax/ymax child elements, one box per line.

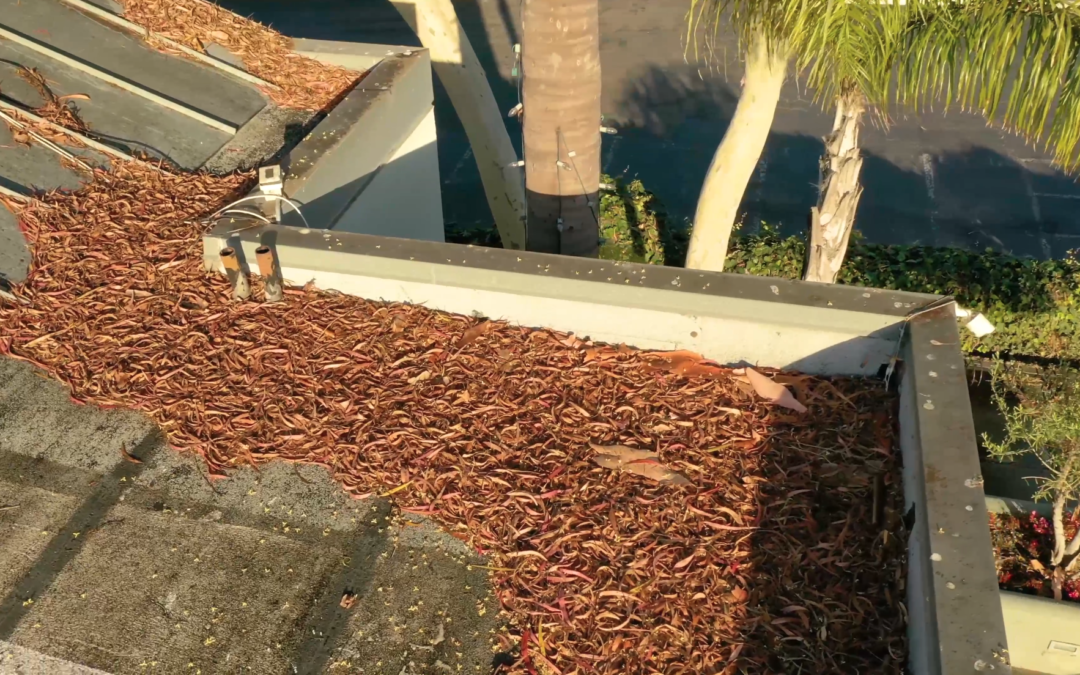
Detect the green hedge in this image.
<box><xmin>455</xmin><ymin>177</ymin><xmax>1080</xmax><ymax>361</ymax></box>
<box><xmin>725</xmin><ymin>228</ymin><xmax>1080</xmax><ymax>360</ymax></box>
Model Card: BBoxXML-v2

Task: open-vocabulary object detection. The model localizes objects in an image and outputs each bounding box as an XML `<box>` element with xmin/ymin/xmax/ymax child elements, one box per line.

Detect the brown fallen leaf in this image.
<box><xmin>457</xmin><ymin>320</ymin><xmax>493</xmax><ymax>348</ymax></box>
<box><xmin>730</xmin><ymin>586</ymin><xmax>749</xmax><ymax>603</ymax></box>
<box><xmin>745</xmin><ymin>368</ymin><xmax>808</xmax><ymax>413</ymax></box>
<box><xmin>673</xmin><ymin>360</ymin><xmax>725</xmax><ymax>378</ymax></box>
<box><xmin>645</xmin><ymin>350</ymin><xmax>724</xmax><ymax>379</ymax></box>
<box><xmin>120</xmin><ymin>443</ymin><xmax>143</xmax><ymax>464</ymax></box>
<box><xmin>584</xmin><ymin>347</ymin><xmax>622</xmax><ymax>363</ymax></box>
<box><xmin>1031</xmin><ymin>559</ymin><xmax>1046</xmax><ymax>573</ymax></box>
<box><xmin>559</xmin><ymin>334</ymin><xmax>587</xmax><ymax>349</ymax></box>
<box><xmin>391</xmin><ymin>315</ymin><xmax>407</xmax><ymax>333</ymax></box>
<box><xmin>340</xmin><ymin>591</ymin><xmax>357</xmax><ymax>609</ymax></box>
<box><xmin>590</xmin><ymin>443</ymin><xmax>692</xmax><ymax>486</ymax></box>
<box><xmin>673</xmin><ymin>553</ymin><xmax>696</xmax><ymax>569</ymax></box>
<box><xmin>645</xmin><ymin>349</ymin><xmax>705</xmax><ymax>369</ymax></box>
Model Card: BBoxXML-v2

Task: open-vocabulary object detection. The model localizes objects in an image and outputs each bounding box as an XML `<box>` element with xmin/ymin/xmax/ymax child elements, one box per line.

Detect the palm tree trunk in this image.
<box><xmin>804</xmin><ymin>90</ymin><xmax>865</xmax><ymax>283</ymax></box>
<box><xmin>685</xmin><ymin>37</ymin><xmax>787</xmax><ymax>272</ymax></box>
<box><xmin>392</xmin><ymin>0</ymin><xmax>527</xmax><ymax>250</ymax></box>
<box><xmin>521</xmin><ymin>0</ymin><xmax>601</xmax><ymax>256</ymax></box>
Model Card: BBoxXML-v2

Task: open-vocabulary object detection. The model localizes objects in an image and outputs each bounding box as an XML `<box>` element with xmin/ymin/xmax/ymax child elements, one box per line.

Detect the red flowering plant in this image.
<box><xmin>985</xmin><ymin>362</ymin><xmax>1080</xmax><ymax>601</ymax></box>
<box><xmin>990</xmin><ymin>508</ymin><xmax>1080</xmax><ymax>601</ymax></box>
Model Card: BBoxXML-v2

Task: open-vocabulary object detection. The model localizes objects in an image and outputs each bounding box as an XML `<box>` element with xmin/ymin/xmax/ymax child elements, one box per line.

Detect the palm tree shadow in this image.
<box><xmin>611</xmin><ymin>62</ymin><xmax>1080</xmax><ymax>262</ymax></box>
<box><xmin>617</xmin><ymin>181</ymin><xmax>647</xmax><ymax>260</ymax></box>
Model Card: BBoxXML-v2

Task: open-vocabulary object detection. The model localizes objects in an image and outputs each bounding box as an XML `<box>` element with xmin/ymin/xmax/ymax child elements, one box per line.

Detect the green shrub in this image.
<box><xmin>724</xmin><ymin>227</ymin><xmax>1080</xmax><ymax>360</ymax></box>
<box><xmin>984</xmin><ymin>361</ymin><xmax>1080</xmax><ymax>596</ymax></box>
<box><xmin>595</xmin><ymin>180</ymin><xmax>1080</xmax><ymax>361</ymax></box>
<box><xmin>597</xmin><ymin>176</ymin><xmax>686</xmax><ymax>266</ymax></box>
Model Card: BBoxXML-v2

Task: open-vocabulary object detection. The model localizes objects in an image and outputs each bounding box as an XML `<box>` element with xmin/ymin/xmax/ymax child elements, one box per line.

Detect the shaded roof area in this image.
<box><xmin>0</xmin><ymin>357</ymin><xmax>505</xmax><ymax>674</ymax></box>
<box><xmin>0</xmin><ymin>0</ymin><xmax>315</xmax><ymax>283</ymax></box>
<box><xmin>0</xmin><ymin>0</ymin><xmax>271</xmax><ymax>172</ymax></box>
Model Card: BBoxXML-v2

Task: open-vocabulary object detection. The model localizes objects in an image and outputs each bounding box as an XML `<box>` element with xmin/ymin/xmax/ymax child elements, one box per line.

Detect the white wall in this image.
<box><xmin>290</xmin><ymin>40</ymin><xmax>444</xmax><ymax>243</ymax></box>
<box><xmin>333</xmin><ymin>108</ymin><xmax>444</xmax><ymax>242</ymax></box>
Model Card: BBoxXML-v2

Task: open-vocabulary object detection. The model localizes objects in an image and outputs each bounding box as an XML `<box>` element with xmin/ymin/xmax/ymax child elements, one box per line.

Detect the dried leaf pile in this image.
<box><xmin>118</xmin><ymin>0</ymin><xmax>359</xmax><ymax>110</ymax></box>
<box><xmin>0</xmin><ymin>160</ymin><xmax>907</xmax><ymax>673</ymax></box>
<box><xmin>16</xmin><ymin>66</ymin><xmax>90</xmax><ymax>134</ymax></box>
<box><xmin>0</xmin><ymin>67</ymin><xmax>94</xmax><ymax>157</ymax></box>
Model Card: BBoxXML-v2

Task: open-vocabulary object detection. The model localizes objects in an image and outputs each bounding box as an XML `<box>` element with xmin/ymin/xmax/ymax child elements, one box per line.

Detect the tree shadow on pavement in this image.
<box><xmin>212</xmin><ymin>0</ymin><xmax>1080</xmax><ymax>260</ymax></box>
<box><xmin>610</xmin><ymin>63</ymin><xmax>1080</xmax><ymax>260</ymax></box>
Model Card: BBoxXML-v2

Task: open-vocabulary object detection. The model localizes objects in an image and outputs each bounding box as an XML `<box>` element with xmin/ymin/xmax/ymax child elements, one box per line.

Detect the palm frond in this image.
<box><xmin>687</xmin><ymin>0</ymin><xmax>1080</xmax><ymax>170</ymax></box>
<box><xmin>900</xmin><ymin>0</ymin><xmax>1080</xmax><ymax>169</ymax></box>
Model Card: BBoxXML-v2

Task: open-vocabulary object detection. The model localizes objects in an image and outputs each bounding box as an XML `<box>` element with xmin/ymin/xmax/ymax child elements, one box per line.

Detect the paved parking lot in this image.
<box><xmin>219</xmin><ymin>0</ymin><xmax>1080</xmax><ymax>259</ymax></box>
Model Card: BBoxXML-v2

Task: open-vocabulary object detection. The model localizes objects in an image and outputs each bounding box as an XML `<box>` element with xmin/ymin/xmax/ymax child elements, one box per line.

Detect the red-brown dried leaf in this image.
<box><xmin>119</xmin><ymin>442</ymin><xmax>142</xmax><ymax>464</ymax></box>
<box><xmin>645</xmin><ymin>349</ymin><xmax>724</xmax><ymax>379</ymax></box>
<box><xmin>456</xmin><ymin>320</ymin><xmax>492</xmax><ymax>348</ymax></box>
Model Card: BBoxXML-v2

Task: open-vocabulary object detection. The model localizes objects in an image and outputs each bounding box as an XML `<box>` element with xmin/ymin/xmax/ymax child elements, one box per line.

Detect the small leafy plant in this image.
<box><xmin>985</xmin><ymin>362</ymin><xmax>1080</xmax><ymax>600</ymax></box>
<box><xmin>597</xmin><ymin>175</ymin><xmax>686</xmax><ymax>266</ymax></box>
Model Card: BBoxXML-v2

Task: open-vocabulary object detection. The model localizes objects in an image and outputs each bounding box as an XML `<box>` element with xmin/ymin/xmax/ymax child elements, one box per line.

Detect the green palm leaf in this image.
<box><xmin>901</xmin><ymin>0</ymin><xmax>1080</xmax><ymax>169</ymax></box>
<box><xmin>688</xmin><ymin>0</ymin><xmax>1080</xmax><ymax>169</ymax></box>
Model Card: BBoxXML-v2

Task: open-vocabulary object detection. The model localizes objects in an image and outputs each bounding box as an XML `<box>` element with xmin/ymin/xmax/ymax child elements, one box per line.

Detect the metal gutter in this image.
<box><xmin>201</xmin><ymin>224</ymin><xmax>1008</xmax><ymax>672</ymax></box>
<box><xmin>900</xmin><ymin>306</ymin><xmax>1011</xmax><ymax>674</ymax></box>
<box><xmin>203</xmin><ymin>224</ymin><xmax>932</xmax><ymax>375</ymax></box>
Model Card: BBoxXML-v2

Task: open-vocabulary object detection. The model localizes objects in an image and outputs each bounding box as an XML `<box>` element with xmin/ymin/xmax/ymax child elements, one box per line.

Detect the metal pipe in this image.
<box><xmin>255</xmin><ymin>245</ymin><xmax>284</xmax><ymax>302</ymax></box>
<box><xmin>219</xmin><ymin>247</ymin><xmax>250</xmax><ymax>300</ymax></box>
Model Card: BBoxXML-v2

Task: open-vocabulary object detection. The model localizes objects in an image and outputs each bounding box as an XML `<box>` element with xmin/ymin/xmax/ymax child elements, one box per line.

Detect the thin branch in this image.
<box><xmin>1052</xmin><ymin>491</ymin><xmax>1068</xmax><ymax>566</ymax></box>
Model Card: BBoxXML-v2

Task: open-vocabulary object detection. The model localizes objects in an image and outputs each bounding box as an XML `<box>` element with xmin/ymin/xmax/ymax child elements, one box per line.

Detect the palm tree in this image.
<box><xmin>394</xmin><ymin>0</ymin><xmax>527</xmax><ymax>250</ymax></box>
<box><xmin>521</xmin><ymin>0</ymin><xmax>602</xmax><ymax>256</ymax></box>
<box><xmin>685</xmin><ymin>0</ymin><xmax>1080</xmax><ymax>282</ymax></box>
<box><xmin>792</xmin><ymin>0</ymin><xmax>910</xmax><ymax>283</ymax></box>
<box><xmin>684</xmin><ymin>0</ymin><xmax>907</xmax><ymax>276</ymax></box>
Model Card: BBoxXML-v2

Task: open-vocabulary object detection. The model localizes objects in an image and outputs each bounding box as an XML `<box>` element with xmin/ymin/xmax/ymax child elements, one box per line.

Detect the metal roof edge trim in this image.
<box><xmin>202</xmin><ymin>225</ymin><xmax>939</xmax><ymax>374</ymax></box>
<box><xmin>900</xmin><ymin>307</ymin><xmax>1012</xmax><ymax>675</ymax></box>
<box><xmin>280</xmin><ymin>50</ymin><xmax>432</xmax><ymax>222</ymax></box>
<box><xmin>292</xmin><ymin>39</ymin><xmax>426</xmax><ymax>72</ymax></box>
<box><xmin>206</xmin><ymin>223</ymin><xmax>934</xmax><ymax>320</ymax></box>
